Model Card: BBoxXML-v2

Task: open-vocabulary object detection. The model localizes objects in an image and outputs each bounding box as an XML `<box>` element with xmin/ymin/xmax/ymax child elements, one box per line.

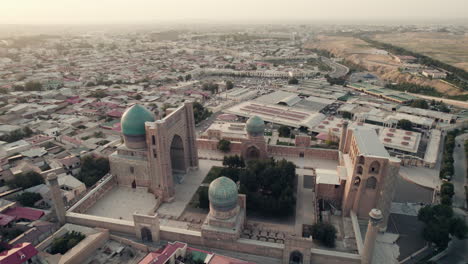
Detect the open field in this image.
<box><xmin>373</xmin><ymin>32</ymin><xmax>468</xmax><ymax>72</ymax></box>
<box><xmin>304</xmin><ymin>35</ymin><xmax>468</xmax><ymax>96</ymax></box>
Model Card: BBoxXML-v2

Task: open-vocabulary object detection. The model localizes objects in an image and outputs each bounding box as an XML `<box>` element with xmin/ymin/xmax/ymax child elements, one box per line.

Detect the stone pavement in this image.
<box><xmin>157</xmin><ymin>159</ymin><xmax>222</xmax><ymax>218</ymax></box>
<box><xmin>399</xmin><ymin>166</ymin><xmax>440</xmax><ymax>190</ymax></box>
<box><xmin>85</xmin><ymin>186</ymin><xmax>157</xmax><ymax>220</ymax></box>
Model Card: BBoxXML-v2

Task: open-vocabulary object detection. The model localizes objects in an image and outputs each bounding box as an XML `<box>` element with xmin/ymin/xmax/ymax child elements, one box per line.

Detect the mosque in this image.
<box><xmin>47</xmin><ymin>102</ymin><xmax>401</xmax><ymax>264</ymax></box>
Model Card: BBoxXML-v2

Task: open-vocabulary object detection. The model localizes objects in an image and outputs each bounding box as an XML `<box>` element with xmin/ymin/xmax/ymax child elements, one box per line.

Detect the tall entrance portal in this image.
<box><xmin>146</xmin><ymin>102</ymin><xmax>199</xmax><ymax>202</ymax></box>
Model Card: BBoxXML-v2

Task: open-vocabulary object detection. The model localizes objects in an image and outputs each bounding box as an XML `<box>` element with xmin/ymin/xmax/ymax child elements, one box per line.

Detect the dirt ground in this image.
<box><xmin>304</xmin><ymin>35</ymin><xmax>468</xmax><ymax>96</ymax></box>
<box><xmin>373</xmin><ymin>32</ymin><xmax>468</xmax><ymax>72</ymax></box>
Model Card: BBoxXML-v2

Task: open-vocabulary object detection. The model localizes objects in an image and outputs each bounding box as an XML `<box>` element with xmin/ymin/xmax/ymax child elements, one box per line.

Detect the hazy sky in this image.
<box><xmin>1</xmin><ymin>0</ymin><xmax>468</xmax><ymax>24</ymax></box>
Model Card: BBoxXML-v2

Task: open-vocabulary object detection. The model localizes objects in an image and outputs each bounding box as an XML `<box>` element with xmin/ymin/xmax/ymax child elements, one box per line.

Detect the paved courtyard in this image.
<box><xmin>157</xmin><ymin>159</ymin><xmax>222</xmax><ymax>218</ymax></box>
<box><xmin>85</xmin><ymin>186</ymin><xmax>157</xmax><ymax>221</ymax></box>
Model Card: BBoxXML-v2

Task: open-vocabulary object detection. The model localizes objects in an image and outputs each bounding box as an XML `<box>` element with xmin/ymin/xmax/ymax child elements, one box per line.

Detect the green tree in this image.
<box><xmin>311</xmin><ymin>222</ymin><xmax>337</xmax><ymax>248</ymax></box>
<box><xmin>342</xmin><ymin>111</ymin><xmax>352</xmax><ymax>119</ymax></box>
<box><xmin>77</xmin><ymin>156</ymin><xmax>110</xmax><ymax>187</ymax></box>
<box><xmin>16</xmin><ymin>192</ymin><xmax>42</xmax><ymax>207</ymax></box>
<box><xmin>278</xmin><ymin>125</ymin><xmax>291</xmax><ymax>137</ymax></box>
<box><xmin>198</xmin><ymin>186</ymin><xmax>209</xmax><ymax>209</ymax></box>
<box><xmin>193</xmin><ymin>102</ymin><xmax>212</xmax><ymax>124</ymax></box>
<box><xmin>134</xmin><ymin>94</ymin><xmax>142</xmax><ymax>100</ymax></box>
<box><xmin>410</xmin><ymin>99</ymin><xmax>429</xmax><ymax>109</ymax></box>
<box><xmin>397</xmin><ymin>119</ymin><xmax>413</xmax><ymax>130</ymax></box>
<box><xmin>217</xmin><ymin>139</ymin><xmax>231</xmax><ymax>153</ymax></box>
<box><xmin>7</xmin><ymin>171</ymin><xmax>44</xmax><ymax>189</ymax></box>
<box><xmin>226</xmin><ymin>80</ymin><xmax>234</xmax><ymax>90</ymax></box>
<box><xmin>24</xmin><ymin>81</ymin><xmax>42</xmax><ymax>91</ymax></box>
<box><xmin>185</xmin><ymin>74</ymin><xmax>192</xmax><ymax>81</ymax></box>
<box><xmin>288</xmin><ymin>77</ymin><xmax>299</xmax><ymax>85</ymax></box>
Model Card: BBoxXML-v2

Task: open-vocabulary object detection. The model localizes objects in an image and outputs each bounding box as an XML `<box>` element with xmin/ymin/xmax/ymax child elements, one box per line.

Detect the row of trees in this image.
<box><xmin>439</xmin><ymin>130</ymin><xmax>460</xmax><ymax>180</ymax></box>
<box><xmin>0</xmin><ymin>127</ymin><xmax>33</xmax><ymax>143</ymax></box>
<box><xmin>77</xmin><ymin>156</ymin><xmax>110</xmax><ymax>187</ymax></box>
<box><xmin>13</xmin><ymin>81</ymin><xmax>43</xmax><ymax>92</ymax></box>
<box><xmin>385</xmin><ymin>83</ymin><xmax>442</xmax><ymax>97</ymax></box>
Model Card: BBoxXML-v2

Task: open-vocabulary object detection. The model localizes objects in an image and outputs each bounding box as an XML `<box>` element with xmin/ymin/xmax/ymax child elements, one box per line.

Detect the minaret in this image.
<box><xmin>339</xmin><ymin>121</ymin><xmax>348</xmax><ymax>153</ymax></box>
<box><xmin>47</xmin><ymin>173</ymin><xmax>66</xmax><ymax>225</ymax></box>
<box><xmin>362</xmin><ymin>209</ymin><xmax>383</xmax><ymax>264</ymax></box>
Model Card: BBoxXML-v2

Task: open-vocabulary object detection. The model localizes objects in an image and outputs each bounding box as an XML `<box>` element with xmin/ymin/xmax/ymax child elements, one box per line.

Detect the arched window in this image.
<box><xmin>356</xmin><ymin>165</ymin><xmax>363</xmax><ymax>175</ymax></box>
<box><xmin>354</xmin><ymin>176</ymin><xmax>361</xmax><ymax>186</ymax></box>
<box><xmin>366</xmin><ymin>177</ymin><xmax>377</xmax><ymax>189</ymax></box>
<box><xmin>369</xmin><ymin>161</ymin><xmax>381</xmax><ymax>174</ymax></box>
<box><xmin>358</xmin><ymin>156</ymin><xmax>365</xmax><ymax>165</ymax></box>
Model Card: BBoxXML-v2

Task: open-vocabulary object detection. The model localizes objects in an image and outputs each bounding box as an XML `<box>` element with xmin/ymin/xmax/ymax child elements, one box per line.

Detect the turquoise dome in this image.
<box><xmin>121</xmin><ymin>104</ymin><xmax>155</xmax><ymax>136</ymax></box>
<box><xmin>246</xmin><ymin>115</ymin><xmax>265</xmax><ymax>136</ymax></box>
<box><xmin>209</xmin><ymin>176</ymin><xmax>238</xmax><ymax>211</ymax></box>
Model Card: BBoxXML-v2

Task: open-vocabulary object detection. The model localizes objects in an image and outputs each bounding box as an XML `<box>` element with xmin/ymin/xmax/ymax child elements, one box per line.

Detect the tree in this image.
<box><xmin>397</xmin><ymin>119</ymin><xmax>413</xmax><ymax>130</ymax></box>
<box><xmin>202</xmin><ymin>82</ymin><xmax>219</xmax><ymax>94</ymax></box>
<box><xmin>193</xmin><ymin>102</ymin><xmax>212</xmax><ymax>124</ymax></box>
<box><xmin>410</xmin><ymin>99</ymin><xmax>429</xmax><ymax>109</ymax></box>
<box><xmin>278</xmin><ymin>125</ymin><xmax>291</xmax><ymax>137</ymax></box>
<box><xmin>24</xmin><ymin>81</ymin><xmax>42</xmax><ymax>91</ymax></box>
<box><xmin>288</xmin><ymin>77</ymin><xmax>299</xmax><ymax>85</ymax></box>
<box><xmin>7</xmin><ymin>171</ymin><xmax>44</xmax><ymax>189</ymax></box>
<box><xmin>226</xmin><ymin>80</ymin><xmax>234</xmax><ymax>90</ymax></box>
<box><xmin>185</xmin><ymin>74</ymin><xmax>192</xmax><ymax>81</ymax></box>
<box><xmin>311</xmin><ymin>222</ymin><xmax>337</xmax><ymax>247</ymax></box>
<box><xmin>50</xmin><ymin>231</ymin><xmax>85</xmax><ymax>254</ymax></box>
<box><xmin>223</xmin><ymin>155</ymin><xmax>245</xmax><ymax>168</ymax></box>
<box><xmin>342</xmin><ymin>111</ymin><xmax>352</xmax><ymax>119</ymax></box>
<box><xmin>198</xmin><ymin>186</ymin><xmax>209</xmax><ymax>209</ymax></box>
<box><xmin>418</xmin><ymin>204</ymin><xmax>467</xmax><ymax>249</ymax></box>
<box><xmin>77</xmin><ymin>156</ymin><xmax>110</xmax><ymax>187</ymax></box>
<box><xmin>217</xmin><ymin>139</ymin><xmax>231</xmax><ymax>153</ymax></box>
<box><xmin>440</xmin><ymin>182</ymin><xmax>454</xmax><ymax>198</ymax></box>
<box><xmin>16</xmin><ymin>192</ymin><xmax>42</xmax><ymax>207</ymax></box>
<box><xmin>134</xmin><ymin>94</ymin><xmax>142</xmax><ymax>100</ymax></box>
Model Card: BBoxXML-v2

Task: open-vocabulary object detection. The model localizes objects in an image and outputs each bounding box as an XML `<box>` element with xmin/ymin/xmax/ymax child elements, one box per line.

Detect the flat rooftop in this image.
<box><xmin>85</xmin><ymin>186</ymin><xmax>157</xmax><ymax>221</ymax></box>
<box><xmin>226</xmin><ymin>101</ymin><xmax>325</xmax><ymax>128</ymax></box>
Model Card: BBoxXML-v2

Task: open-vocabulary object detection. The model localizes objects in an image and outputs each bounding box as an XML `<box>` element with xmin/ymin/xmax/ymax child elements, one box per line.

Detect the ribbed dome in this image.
<box><xmin>209</xmin><ymin>176</ymin><xmax>238</xmax><ymax>211</ymax></box>
<box><xmin>121</xmin><ymin>104</ymin><xmax>155</xmax><ymax>136</ymax></box>
<box><xmin>246</xmin><ymin>115</ymin><xmax>265</xmax><ymax>136</ymax></box>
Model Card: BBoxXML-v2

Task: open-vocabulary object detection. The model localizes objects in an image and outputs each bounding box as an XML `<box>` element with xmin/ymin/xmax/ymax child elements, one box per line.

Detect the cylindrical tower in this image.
<box><xmin>339</xmin><ymin>121</ymin><xmax>348</xmax><ymax>152</ymax></box>
<box><xmin>47</xmin><ymin>173</ymin><xmax>66</xmax><ymax>225</ymax></box>
<box><xmin>362</xmin><ymin>208</ymin><xmax>383</xmax><ymax>264</ymax></box>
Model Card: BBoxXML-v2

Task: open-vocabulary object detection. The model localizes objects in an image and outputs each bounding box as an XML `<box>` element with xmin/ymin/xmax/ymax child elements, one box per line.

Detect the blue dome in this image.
<box><xmin>208</xmin><ymin>176</ymin><xmax>238</xmax><ymax>211</ymax></box>
<box><xmin>121</xmin><ymin>104</ymin><xmax>155</xmax><ymax>136</ymax></box>
<box><xmin>246</xmin><ymin>115</ymin><xmax>265</xmax><ymax>136</ymax></box>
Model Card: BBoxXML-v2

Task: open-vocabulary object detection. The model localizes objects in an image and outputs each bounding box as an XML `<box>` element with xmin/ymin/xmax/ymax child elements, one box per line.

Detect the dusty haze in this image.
<box><xmin>1</xmin><ymin>0</ymin><xmax>468</xmax><ymax>24</ymax></box>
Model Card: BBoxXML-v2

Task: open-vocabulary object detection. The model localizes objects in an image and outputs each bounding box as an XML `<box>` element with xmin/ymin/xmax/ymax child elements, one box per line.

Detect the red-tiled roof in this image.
<box><xmin>0</xmin><ymin>243</ymin><xmax>38</xmax><ymax>264</ymax></box>
<box><xmin>139</xmin><ymin>242</ymin><xmax>186</xmax><ymax>264</ymax></box>
<box><xmin>0</xmin><ymin>214</ymin><xmax>15</xmax><ymax>227</ymax></box>
<box><xmin>3</xmin><ymin>207</ymin><xmax>44</xmax><ymax>221</ymax></box>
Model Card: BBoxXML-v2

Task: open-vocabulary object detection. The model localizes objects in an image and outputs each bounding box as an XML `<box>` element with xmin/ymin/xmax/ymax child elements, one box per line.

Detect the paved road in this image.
<box><xmin>321</xmin><ymin>57</ymin><xmax>349</xmax><ymax>78</ymax></box>
<box><xmin>452</xmin><ymin>134</ymin><xmax>467</xmax><ymax>209</ymax></box>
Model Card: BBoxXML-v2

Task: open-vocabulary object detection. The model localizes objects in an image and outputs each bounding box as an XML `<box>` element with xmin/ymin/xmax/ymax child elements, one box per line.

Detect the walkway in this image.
<box><xmin>452</xmin><ymin>133</ymin><xmax>467</xmax><ymax>209</ymax></box>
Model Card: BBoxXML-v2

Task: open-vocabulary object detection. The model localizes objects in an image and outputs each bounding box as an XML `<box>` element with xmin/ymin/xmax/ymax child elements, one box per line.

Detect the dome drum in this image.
<box><xmin>120</xmin><ymin>104</ymin><xmax>155</xmax><ymax>149</ymax></box>
<box><xmin>246</xmin><ymin>116</ymin><xmax>265</xmax><ymax>137</ymax></box>
<box><xmin>208</xmin><ymin>176</ymin><xmax>239</xmax><ymax>219</ymax></box>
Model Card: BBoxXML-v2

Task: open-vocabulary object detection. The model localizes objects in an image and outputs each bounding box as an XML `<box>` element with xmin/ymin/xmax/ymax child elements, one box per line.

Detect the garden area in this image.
<box><xmin>49</xmin><ymin>231</ymin><xmax>86</xmax><ymax>254</ymax></box>
<box><xmin>190</xmin><ymin>156</ymin><xmax>297</xmax><ymax>218</ymax></box>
